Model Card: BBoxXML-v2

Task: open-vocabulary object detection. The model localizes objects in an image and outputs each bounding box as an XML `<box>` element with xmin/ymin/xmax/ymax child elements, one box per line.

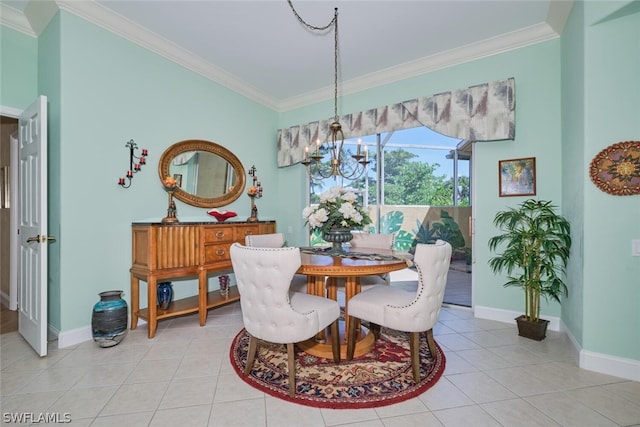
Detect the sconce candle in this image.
<box><xmin>161</xmin><ymin>176</ymin><xmax>179</xmax><ymax>224</ymax></box>
<box><xmin>246</xmin><ymin>165</ymin><xmax>263</xmax><ymax>222</ymax></box>
<box><xmin>118</xmin><ymin>139</ymin><xmax>148</xmax><ymax>189</ymax></box>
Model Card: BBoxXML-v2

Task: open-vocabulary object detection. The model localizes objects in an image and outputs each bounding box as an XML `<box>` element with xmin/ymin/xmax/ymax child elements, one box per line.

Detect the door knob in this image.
<box><xmin>26</xmin><ymin>235</ymin><xmax>57</xmax><ymax>244</ymax></box>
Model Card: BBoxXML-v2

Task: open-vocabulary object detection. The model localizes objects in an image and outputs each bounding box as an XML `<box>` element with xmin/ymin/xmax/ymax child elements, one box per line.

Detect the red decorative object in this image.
<box><xmin>589</xmin><ymin>141</ymin><xmax>640</xmax><ymax>196</ymax></box>
<box><xmin>207</xmin><ymin>210</ymin><xmax>238</xmax><ymax>222</ymax></box>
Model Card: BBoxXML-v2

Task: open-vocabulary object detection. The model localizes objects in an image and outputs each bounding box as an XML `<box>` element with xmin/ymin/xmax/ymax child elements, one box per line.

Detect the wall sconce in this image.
<box><xmin>117</xmin><ymin>139</ymin><xmax>148</xmax><ymax>189</ymax></box>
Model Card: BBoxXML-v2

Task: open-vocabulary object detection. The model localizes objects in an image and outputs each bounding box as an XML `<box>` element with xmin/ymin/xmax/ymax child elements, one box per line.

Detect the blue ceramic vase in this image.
<box><xmin>92</xmin><ymin>290</ymin><xmax>128</xmax><ymax>348</ymax></box>
<box><xmin>157</xmin><ymin>282</ymin><xmax>173</xmax><ymax>310</ymax></box>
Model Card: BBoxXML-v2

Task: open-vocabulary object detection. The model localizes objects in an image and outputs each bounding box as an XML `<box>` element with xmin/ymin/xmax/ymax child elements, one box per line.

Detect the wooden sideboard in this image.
<box><xmin>130</xmin><ymin>220</ymin><xmax>276</xmax><ymax>338</ymax></box>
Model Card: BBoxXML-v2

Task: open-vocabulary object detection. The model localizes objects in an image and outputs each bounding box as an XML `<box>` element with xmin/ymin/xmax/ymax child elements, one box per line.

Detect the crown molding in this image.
<box><xmin>0</xmin><ymin>3</ymin><xmax>35</xmax><ymax>37</ymax></box>
<box><xmin>3</xmin><ymin>0</ymin><xmax>562</xmax><ymax>113</ymax></box>
<box><xmin>280</xmin><ymin>22</ymin><xmax>560</xmax><ymax>111</ymax></box>
<box><xmin>53</xmin><ymin>1</ymin><xmax>279</xmax><ymax>110</ymax></box>
<box><xmin>23</xmin><ymin>0</ymin><xmax>58</xmax><ymax>36</ymax></box>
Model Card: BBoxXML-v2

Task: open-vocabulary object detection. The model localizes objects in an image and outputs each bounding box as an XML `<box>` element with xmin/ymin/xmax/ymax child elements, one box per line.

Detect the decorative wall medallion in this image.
<box><xmin>589</xmin><ymin>141</ymin><xmax>640</xmax><ymax>196</ymax></box>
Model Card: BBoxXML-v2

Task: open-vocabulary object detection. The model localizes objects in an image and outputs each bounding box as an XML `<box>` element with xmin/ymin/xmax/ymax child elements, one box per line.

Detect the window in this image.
<box><xmin>308</xmin><ymin>126</ymin><xmax>472</xmax><ymax>254</ymax></box>
<box><xmin>310</xmin><ymin>126</ymin><xmax>469</xmax><ymax>207</ymax></box>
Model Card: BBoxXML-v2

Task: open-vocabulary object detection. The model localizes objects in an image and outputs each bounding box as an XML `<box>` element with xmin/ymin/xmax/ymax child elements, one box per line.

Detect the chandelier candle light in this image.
<box><xmin>246</xmin><ymin>165</ymin><xmax>263</xmax><ymax>222</ymax></box>
<box><xmin>289</xmin><ymin>2</ymin><xmax>370</xmax><ymax>181</ymax></box>
<box><xmin>117</xmin><ymin>139</ymin><xmax>148</xmax><ymax>188</ymax></box>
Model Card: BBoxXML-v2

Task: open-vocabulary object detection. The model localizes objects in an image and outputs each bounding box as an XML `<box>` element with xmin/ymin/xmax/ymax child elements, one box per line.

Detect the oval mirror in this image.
<box><xmin>158</xmin><ymin>139</ymin><xmax>246</xmax><ymax>208</ymax></box>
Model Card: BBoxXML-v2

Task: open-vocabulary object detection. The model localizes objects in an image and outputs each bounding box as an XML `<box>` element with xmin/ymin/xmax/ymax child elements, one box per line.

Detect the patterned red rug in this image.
<box><xmin>229</xmin><ymin>328</ymin><xmax>446</xmax><ymax>409</ymax></box>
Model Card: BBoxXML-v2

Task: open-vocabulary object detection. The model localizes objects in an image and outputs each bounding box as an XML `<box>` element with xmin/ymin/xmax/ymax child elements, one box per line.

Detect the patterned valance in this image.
<box><xmin>277</xmin><ymin>78</ymin><xmax>515</xmax><ymax>167</ymax></box>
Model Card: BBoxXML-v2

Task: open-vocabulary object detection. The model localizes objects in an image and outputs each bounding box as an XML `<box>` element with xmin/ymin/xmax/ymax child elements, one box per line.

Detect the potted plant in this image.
<box><xmin>488</xmin><ymin>199</ymin><xmax>571</xmax><ymax>340</ymax></box>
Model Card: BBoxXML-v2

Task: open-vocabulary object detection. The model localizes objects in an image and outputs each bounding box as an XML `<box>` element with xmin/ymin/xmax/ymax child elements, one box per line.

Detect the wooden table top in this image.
<box><xmin>298</xmin><ymin>249</ymin><xmax>410</xmax><ymax>277</ymax></box>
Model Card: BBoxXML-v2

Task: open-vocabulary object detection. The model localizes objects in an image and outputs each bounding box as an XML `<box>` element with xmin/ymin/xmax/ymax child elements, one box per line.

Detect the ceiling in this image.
<box><xmin>1</xmin><ymin>0</ymin><xmax>573</xmax><ymax>111</ymax></box>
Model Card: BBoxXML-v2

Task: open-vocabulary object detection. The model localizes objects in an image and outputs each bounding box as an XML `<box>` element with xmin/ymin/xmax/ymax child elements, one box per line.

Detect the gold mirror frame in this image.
<box><xmin>158</xmin><ymin>139</ymin><xmax>246</xmax><ymax>208</ymax></box>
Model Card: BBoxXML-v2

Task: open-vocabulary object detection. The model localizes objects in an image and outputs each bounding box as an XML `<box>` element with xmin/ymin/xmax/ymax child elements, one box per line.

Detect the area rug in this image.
<box><xmin>229</xmin><ymin>328</ymin><xmax>445</xmax><ymax>409</ymax></box>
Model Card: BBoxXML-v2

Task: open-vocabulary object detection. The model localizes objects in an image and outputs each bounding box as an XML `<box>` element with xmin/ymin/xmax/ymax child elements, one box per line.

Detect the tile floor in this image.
<box><xmin>1</xmin><ymin>293</ymin><xmax>640</xmax><ymax>427</ymax></box>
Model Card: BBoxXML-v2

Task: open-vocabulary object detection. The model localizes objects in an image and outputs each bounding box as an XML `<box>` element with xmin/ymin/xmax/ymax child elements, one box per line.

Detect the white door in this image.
<box><xmin>18</xmin><ymin>95</ymin><xmax>49</xmax><ymax>357</ymax></box>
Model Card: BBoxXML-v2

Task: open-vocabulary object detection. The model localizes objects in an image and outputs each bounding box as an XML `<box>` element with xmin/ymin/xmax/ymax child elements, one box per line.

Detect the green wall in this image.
<box><xmin>33</xmin><ymin>11</ymin><xmax>278</xmax><ymax>332</ymax></box>
<box><xmin>1</xmin><ymin>1</ymin><xmax>638</xmax><ymax>369</ymax></box>
<box><xmin>39</xmin><ymin>14</ymin><xmax>62</xmax><ymax>331</ymax></box>
<box><xmin>560</xmin><ymin>0</ymin><xmax>587</xmax><ymax>349</ymax></box>
<box><xmin>0</xmin><ymin>25</ymin><xmax>38</xmax><ymax>109</ymax></box>
<box><xmin>580</xmin><ymin>1</ymin><xmax>639</xmax><ymax>359</ymax></box>
<box><xmin>281</xmin><ymin>40</ymin><xmax>565</xmax><ymax>321</ymax></box>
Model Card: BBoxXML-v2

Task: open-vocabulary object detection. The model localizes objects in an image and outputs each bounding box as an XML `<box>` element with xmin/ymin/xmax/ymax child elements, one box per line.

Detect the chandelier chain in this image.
<box><xmin>287</xmin><ymin>0</ymin><xmax>336</xmax><ymax>32</ymax></box>
<box><xmin>289</xmin><ymin>2</ymin><xmax>368</xmax><ymax>182</ymax></box>
<box><xmin>287</xmin><ymin>1</ymin><xmax>339</xmax><ymax>120</ymax></box>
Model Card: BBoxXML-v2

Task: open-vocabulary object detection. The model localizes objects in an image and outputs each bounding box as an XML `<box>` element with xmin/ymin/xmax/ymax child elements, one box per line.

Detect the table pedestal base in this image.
<box><xmin>298</xmin><ymin>321</ymin><xmax>375</xmax><ymax>360</ymax></box>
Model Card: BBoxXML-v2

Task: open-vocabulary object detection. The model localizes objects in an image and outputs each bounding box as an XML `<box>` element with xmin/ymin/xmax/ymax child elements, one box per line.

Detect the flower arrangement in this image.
<box><xmin>303</xmin><ymin>186</ymin><xmax>372</xmax><ymax>235</ymax></box>
<box><xmin>162</xmin><ymin>176</ymin><xmax>178</xmax><ymax>191</ymax></box>
<box><xmin>247</xmin><ymin>186</ymin><xmax>259</xmax><ymax>196</ymax></box>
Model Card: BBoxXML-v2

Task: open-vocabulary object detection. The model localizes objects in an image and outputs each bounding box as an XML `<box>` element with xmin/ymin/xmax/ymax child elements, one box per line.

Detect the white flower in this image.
<box><xmin>338</xmin><ymin>202</ymin><xmax>356</xmax><ymax>219</ymax></box>
<box><xmin>303</xmin><ymin>186</ymin><xmax>372</xmax><ymax>235</ymax></box>
<box><xmin>341</xmin><ymin>190</ymin><xmax>357</xmax><ymax>203</ymax></box>
<box><xmin>302</xmin><ymin>206</ymin><xmax>315</xmax><ymax>220</ymax></box>
<box><xmin>307</xmin><ymin>208</ymin><xmax>328</xmax><ymax>228</ymax></box>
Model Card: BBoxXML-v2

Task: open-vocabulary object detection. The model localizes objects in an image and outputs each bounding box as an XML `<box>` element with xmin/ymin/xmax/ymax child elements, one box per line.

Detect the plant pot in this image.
<box><xmin>322</xmin><ymin>228</ymin><xmax>353</xmax><ymax>252</ymax></box>
<box><xmin>515</xmin><ymin>315</ymin><xmax>549</xmax><ymax>341</ymax></box>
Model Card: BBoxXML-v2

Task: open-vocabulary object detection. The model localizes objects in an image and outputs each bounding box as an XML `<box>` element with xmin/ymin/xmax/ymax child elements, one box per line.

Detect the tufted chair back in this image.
<box><xmin>383</xmin><ymin>240</ymin><xmax>451</xmax><ymax>332</ymax></box>
<box><xmin>328</xmin><ymin>233</ymin><xmax>395</xmax><ymax>298</ymax></box>
<box><xmin>243</xmin><ymin>233</ymin><xmax>307</xmax><ymax>293</ymax></box>
<box><xmin>349</xmin><ymin>232</ymin><xmax>395</xmax><ymax>251</ymax></box>
<box><xmin>231</xmin><ymin>244</ymin><xmax>310</xmax><ymax>343</ymax></box>
<box><xmin>245</xmin><ymin>232</ymin><xmax>285</xmax><ymax>248</ymax></box>
<box><xmin>345</xmin><ymin>240</ymin><xmax>451</xmax><ymax>383</ymax></box>
<box><xmin>230</xmin><ymin>243</ymin><xmax>341</xmax><ymax>397</ymax></box>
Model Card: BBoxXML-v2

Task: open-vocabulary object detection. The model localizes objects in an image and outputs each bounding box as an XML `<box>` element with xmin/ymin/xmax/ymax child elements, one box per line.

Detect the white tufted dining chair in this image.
<box><xmin>244</xmin><ymin>232</ymin><xmax>285</xmax><ymax>248</ymax></box>
<box><xmin>230</xmin><ymin>243</ymin><xmax>340</xmax><ymax>397</ymax></box>
<box><xmin>327</xmin><ymin>232</ymin><xmax>395</xmax><ymax>301</ymax></box>
<box><xmin>345</xmin><ymin>240</ymin><xmax>452</xmax><ymax>383</ymax></box>
<box><xmin>349</xmin><ymin>232</ymin><xmax>395</xmax><ymax>286</ymax></box>
<box><xmin>244</xmin><ymin>232</ymin><xmax>308</xmax><ymax>293</ymax></box>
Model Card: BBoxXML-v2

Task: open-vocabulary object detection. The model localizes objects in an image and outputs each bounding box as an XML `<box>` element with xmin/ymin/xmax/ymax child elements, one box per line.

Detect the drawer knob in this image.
<box><xmin>215</xmin><ymin>231</ymin><xmax>225</xmax><ymax>238</ymax></box>
<box><xmin>216</xmin><ymin>248</ymin><xmax>226</xmax><ymax>256</ymax></box>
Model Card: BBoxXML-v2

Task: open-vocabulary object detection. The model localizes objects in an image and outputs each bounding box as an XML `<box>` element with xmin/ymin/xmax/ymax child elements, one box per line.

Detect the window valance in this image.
<box><xmin>277</xmin><ymin>77</ymin><xmax>515</xmax><ymax>167</ymax></box>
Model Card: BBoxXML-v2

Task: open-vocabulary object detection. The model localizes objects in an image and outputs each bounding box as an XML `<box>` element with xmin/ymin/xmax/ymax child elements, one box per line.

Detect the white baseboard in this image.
<box><xmin>474</xmin><ymin>305</ymin><xmax>561</xmax><ymax>331</ymax></box>
<box><xmin>54</xmin><ymin>319</ymin><xmax>146</xmax><ymax>349</ymax></box>
<box><xmin>579</xmin><ymin>350</ymin><xmax>640</xmax><ymax>382</ymax></box>
<box><xmin>55</xmin><ymin>325</ymin><xmax>92</xmax><ymax>348</ymax></box>
<box><xmin>474</xmin><ymin>305</ymin><xmax>639</xmax><ymax>382</ymax></box>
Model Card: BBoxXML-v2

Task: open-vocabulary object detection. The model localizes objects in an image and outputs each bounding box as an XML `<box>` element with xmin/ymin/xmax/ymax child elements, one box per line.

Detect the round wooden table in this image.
<box><xmin>297</xmin><ymin>248</ymin><xmax>410</xmax><ymax>359</ymax></box>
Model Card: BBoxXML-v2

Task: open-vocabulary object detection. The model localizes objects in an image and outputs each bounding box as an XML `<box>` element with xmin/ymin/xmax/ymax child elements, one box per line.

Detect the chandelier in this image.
<box><xmin>288</xmin><ymin>2</ymin><xmax>370</xmax><ymax>181</ymax></box>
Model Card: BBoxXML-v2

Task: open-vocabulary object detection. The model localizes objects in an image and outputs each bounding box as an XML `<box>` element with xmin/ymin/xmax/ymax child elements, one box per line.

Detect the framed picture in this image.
<box><xmin>172</xmin><ymin>173</ymin><xmax>183</xmax><ymax>188</ymax></box>
<box><xmin>499</xmin><ymin>157</ymin><xmax>536</xmax><ymax>197</ymax></box>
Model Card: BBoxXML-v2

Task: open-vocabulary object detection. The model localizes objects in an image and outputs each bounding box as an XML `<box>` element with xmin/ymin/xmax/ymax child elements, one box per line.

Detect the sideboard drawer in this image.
<box><xmin>203</xmin><ymin>243</ymin><xmax>231</xmax><ymax>264</ymax></box>
<box><xmin>234</xmin><ymin>225</ymin><xmax>261</xmax><ymax>242</ymax></box>
<box><xmin>203</xmin><ymin>226</ymin><xmax>234</xmax><ymax>243</ymax></box>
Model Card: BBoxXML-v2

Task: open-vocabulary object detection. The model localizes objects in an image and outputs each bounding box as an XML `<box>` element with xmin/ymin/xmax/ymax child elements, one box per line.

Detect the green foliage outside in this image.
<box><xmin>354</xmin><ymin>149</ymin><xmax>469</xmax><ymax>206</ymax></box>
<box><xmin>308</xmin><ymin>147</ymin><xmax>471</xmax><ymax>250</ymax></box>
